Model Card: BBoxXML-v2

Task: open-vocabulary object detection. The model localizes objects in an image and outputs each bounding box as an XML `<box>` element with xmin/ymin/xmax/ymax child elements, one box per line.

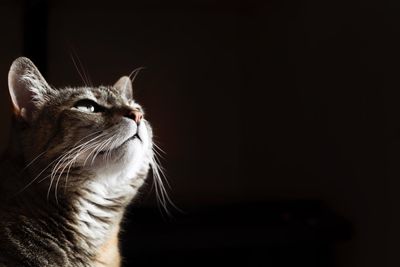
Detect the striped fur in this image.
<box><xmin>0</xmin><ymin>57</ymin><xmax>158</xmax><ymax>266</ymax></box>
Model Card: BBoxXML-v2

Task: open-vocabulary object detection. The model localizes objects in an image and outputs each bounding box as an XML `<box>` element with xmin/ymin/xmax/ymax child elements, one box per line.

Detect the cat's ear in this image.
<box><xmin>8</xmin><ymin>57</ymin><xmax>52</xmax><ymax>121</ymax></box>
<box><xmin>114</xmin><ymin>76</ymin><xmax>133</xmax><ymax>99</ymax></box>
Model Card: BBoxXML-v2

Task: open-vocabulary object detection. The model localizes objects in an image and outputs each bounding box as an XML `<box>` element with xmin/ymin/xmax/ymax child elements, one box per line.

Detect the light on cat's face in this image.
<box><xmin>8</xmin><ymin>57</ymin><xmax>153</xmax><ymax>185</ymax></box>
<box><xmin>63</xmin><ymin>87</ymin><xmax>153</xmax><ymax>171</ymax></box>
<box><xmin>63</xmin><ymin>86</ymin><xmax>152</xmax><ymax>169</ymax></box>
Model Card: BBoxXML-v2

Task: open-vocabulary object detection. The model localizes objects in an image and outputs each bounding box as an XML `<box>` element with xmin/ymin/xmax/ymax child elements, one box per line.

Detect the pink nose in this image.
<box><xmin>127</xmin><ymin>110</ymin><xmax>143</xmax><ymax>124</ymax></box>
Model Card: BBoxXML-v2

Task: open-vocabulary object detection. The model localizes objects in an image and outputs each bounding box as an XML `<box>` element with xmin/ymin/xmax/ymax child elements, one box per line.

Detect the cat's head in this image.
<box><xmin>7</xmin><ymin>57</ymin><xmax>154</xmax><ymax>196</ymax></box>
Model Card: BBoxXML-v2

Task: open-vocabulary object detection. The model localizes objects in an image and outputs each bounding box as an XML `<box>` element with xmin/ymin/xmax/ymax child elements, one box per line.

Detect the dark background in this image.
<box><xmin>0</xmin><ymin>0</ymin><xmax>398</xmax><ymax>266</ymax></box>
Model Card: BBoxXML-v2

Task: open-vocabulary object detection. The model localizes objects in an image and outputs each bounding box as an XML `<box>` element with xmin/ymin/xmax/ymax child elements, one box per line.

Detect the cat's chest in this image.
<box><xmin>94</xmin><ymin>226</ymin><xmax>121</xmax><ymax>267</ymax></box>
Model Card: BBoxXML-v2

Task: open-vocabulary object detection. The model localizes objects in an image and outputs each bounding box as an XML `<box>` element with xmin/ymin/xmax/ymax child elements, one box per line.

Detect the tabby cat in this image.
<box><xmin>0</xmin><ymin>57</ymin><xmax>163</xmax><ymax>266</ymax></box>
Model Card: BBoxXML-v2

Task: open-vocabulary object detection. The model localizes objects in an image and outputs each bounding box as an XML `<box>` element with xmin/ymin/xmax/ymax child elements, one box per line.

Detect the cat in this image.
<box><xmin>0</xmin><ymin>57</ymin><xmax>164</xmax><ymax>266</ymax></box>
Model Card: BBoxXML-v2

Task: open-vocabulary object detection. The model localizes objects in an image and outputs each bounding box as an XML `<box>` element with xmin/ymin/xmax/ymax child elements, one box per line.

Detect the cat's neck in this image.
<box><xmin>1</xmin><ymin>154</ymin><xmax>147</xmax><ymax>265</ymax></box>
<box><xmin>72</xmin><ymin>163</ymin><xmax>147</xmax><ymax>245</ymax></box>
<box><xmin>70</xmin><ymin>169</ymin><xmax>147</xmax><ymax>265</ymax></box>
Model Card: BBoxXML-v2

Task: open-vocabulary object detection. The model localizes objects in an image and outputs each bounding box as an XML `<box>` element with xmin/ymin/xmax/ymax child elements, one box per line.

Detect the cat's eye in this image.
<box><xmin>73</xmin><ymin>99</ymin><xmax>104</xmax><ymax>113</ymax></box>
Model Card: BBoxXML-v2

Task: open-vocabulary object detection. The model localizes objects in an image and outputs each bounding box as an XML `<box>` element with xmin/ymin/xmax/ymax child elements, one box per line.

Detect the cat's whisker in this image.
<box><xmin>80</xmin><ymin>133</ymin><xmax>113</xmax><ymax>167</ymax></box>
<box><xmin>50</xmin><ymin>144</ymin><xmax>88</xmax><ymax>186</ymax></box>
<box><xmin>152</xmin><ymin>141</ymin><xmax>166</xmax><ymax>155</ymax></box>
<box><xmin>152</xmin><ymin>149</ymin><xmax>166</xmax><ymax>163</ymax></box>
<box><xmin>83</xmin><ymin>139</ymin><xmax>108</xmax><ymax>167</ymax></box>
<box><xmin>70</xmin><ymin>130</ymin><xmax>104</xmax><ymax>147</ymax></box>
<box><xmin>128</xmin><ymin>67</ymin><xmax>145</xmax><ymax>85</ymax></box>
<box><xmin>151</xmin><ymin>163</ymin><xmax>170</xmax><ymax>215</ymax></box>
<box><xmin>75</xmin><ymin>53</ymin><xmax>93</xmax><ymax>87</ymax></box>
<box><xmin>103</xmin><ymin>137</ymin><xmax>116</xmax><ymax>164</ymax></box>
<box><xmin>92</xmin><ymin>136</ymin><xmax>113</xmax><ymax>164</ymax></box>
<box><xmin>47</xmin><ymin>130</ymin><xmax>103</xmax><ymax>182</ymax></box>
<box><xmin>152</xmin><ymin>151</ymin><xmax>169</xmax><ymax>188</ymax></box>
<box><xmin>20</xmin><ymin>150</ymin><xmax>48</xmax><ymax>173</ymax></box>
<box><xmin>70</xmin><ymin>53</ymin><xmax>88</xmax><ymax>87</ymax></box>
<box><xmin>149</xmin><ymin>149</ymin><xmax>180</xmax><ymax>217</ymax></box>
<box><xmin>58</xmin><ymin>136</ymin><xmax>108</xmax><ymax>184</ymax></box>
<box><xmin>54</xmin><ymin>140</ymin><xmax>103</xmax><ymax>201</ymax></box>
<box><xmin>59</xmin><ymin>130</ymin><xmax>106</xmax><ymax>178</ymax></box>
<box><xmin>17</xmin><ymin>151</ymin><xmax>74</xmax><ymax>195</ymax></box>
<box><xmin>90</xmin><ymin>137</ymin><xmax>113</xmax><ymax>165</ymax></box>
<box><xmin>109</xmin><ymin>137</ymin><xmax>121</xmax><ymax>160</ymax></box>
<box><xmin>62</xmin><ymin>132</ymin><xmax>109</xmax><ymax>168</ymax></box>
<box><xmin>63</xmin><ymin>146</ymin><xmax>94</xmax><ymax>191</ymax></box>
<box><xmin>104</xmin><ymin>141</ymin><xmax>112</xmax><ymax>163</ymax></box>
<box><xmin>92</xmin><ymin>140</ymin><xmax>110</xmax><ymax>164</ymax></box>
<box><xmin>70</xmin><ymin>134</ymin><xmax>108</xmax><ymax>165</ymax></box>
<box><xmin>37</xmin><ymin>173</ymin><xmax>51</xmax><ymax>183</ymax></box>
<box><xmin>47</xmin><ymin>133</ymin><xmax>107</xmax><ymax>201</ymax></box>
<box><xmin>48</xmin><ymin>152</ymin><xmax>76</xmax><ymax>202</ymax></box>
<box><xmin>62</xmin><ymin>138</ymin><xmax>107</xmax><ymax>193</ymax></box>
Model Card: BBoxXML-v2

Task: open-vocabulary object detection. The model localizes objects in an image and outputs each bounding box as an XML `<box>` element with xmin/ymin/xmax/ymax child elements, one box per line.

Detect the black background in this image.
<box><xmin>0</xmin><ymin>0</ymin><xmax>399</xmax><ymax>266</ymax></box>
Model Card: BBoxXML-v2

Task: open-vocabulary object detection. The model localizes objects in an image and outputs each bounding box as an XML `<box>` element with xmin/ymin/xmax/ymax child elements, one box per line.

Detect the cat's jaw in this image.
<box><xmin>72</xmin><ymin>129</ymin><xmax>152</xmax><ymax>249</ymax></box>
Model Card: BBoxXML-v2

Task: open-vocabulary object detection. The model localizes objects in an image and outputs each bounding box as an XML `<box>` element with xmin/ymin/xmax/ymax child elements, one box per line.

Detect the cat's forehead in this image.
<box><xmin>92</xmin><ymin>86</ymin><xmax>123</xmax><ymax>102</ymax></box>
<box><xmin>68</xmin><ymin>86</ymin><xmax>137</xmax><ymax>107</ymax></box>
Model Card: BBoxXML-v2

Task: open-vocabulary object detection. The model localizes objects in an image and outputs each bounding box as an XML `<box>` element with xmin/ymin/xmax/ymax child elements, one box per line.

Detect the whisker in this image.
<box><xmin>104</xmin><ymin>137</ymin><xmax>119</xmax><ymax>164</ymax></box>
<box><xmin>20</xmin><ymin>150</ymin><xmax>48</xmax><ymax>173</ymax></box>
<box><xmin>46</xmin><ymin>133</ymin><xmax>107</xmax><ymax>201</ymax></box>
<box><xmin>54</xmin><ymin>139</ymin><xmax>104</xmax><ymax>200</ymax></box>
<box><xmin>70</xmin><ymin>53</ymin><xmax>88</xmax><ymax>87</ymax></box>
<box><xmin>89</xmin><ymin>137</ymin><xmax>112</xmax><ymax>165</ymax></box>
<box><xmin>63</xmin><ymin>142</ymin><xmax>100</xmax><ymax>192</ymax></box>
<box><xmin>18</xmin><ymin>129</ymin><xmax>101</xmax><ymax>180</ymax></box>
<box><xmin>128</xmin><ymin>67</ymin><xmax>145</xmax><ymax>84</ymax></box>
<box><xmin>75</xmin><ymin>54</ymin><xmax>93</xmax><ymax>87</ymax></box>
<box><xmin>149</xmin><ymin>145</ymin><xmax>181</xmax><ymax>217</ymax></box>
<box><xmin>152</xmin><ymin>142</ymin><xmax>166</xmax><ymax>155</ymax></box>
<box><xmin>16</xmin><ymin>151</ymin><xmax>72</xmax><ymax>195</ymax></box>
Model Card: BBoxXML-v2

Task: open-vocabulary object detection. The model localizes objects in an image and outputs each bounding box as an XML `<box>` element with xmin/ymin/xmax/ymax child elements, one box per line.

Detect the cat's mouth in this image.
<box><xmin>125</xmin><ymin>133</ymin><xmax>142</xmax><ymax>144</ymax></box>
<box><xmin>98</xmin><ymin>133</ymin><xmax>141</xmax><ymax>155</ymax></box>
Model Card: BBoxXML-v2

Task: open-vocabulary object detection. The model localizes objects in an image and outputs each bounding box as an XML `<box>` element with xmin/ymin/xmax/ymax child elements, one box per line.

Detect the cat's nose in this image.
<box><xmin>125</xmin><ymin>109</ymin><xmax>143</xmax><ymax>124</ymax></box>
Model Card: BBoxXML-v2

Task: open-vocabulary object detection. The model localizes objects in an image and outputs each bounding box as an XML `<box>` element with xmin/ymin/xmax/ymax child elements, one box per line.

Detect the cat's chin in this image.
<box><xmin>77</xmin><ymin>121</ymin><xmax>151</xmax><ymax>174</ymax></box>
<box><xmin>91</xmin><ymin>138</ymin><xmax>144</xmax><ymax>166</ymax></box>
<box><xmin>96</xmin><ymin>134</ymin><xmax>141</xmax><ymax>157</ymax></box>
<box><xmin>88</xmin><ymin>140</ymin><xmax>149</xmax><ymax>185</ymax></box>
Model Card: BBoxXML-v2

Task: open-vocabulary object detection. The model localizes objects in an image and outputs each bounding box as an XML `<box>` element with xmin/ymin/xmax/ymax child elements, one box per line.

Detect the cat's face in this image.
<box><xmin>8</xmin><ymin>57</ymin><xmax>153</xmax><ymax>193</ymax></box>
<box><xmin>35</xmin><ymin>85</ymin><xmax>153</xmax><ymax>179</ymax></box>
